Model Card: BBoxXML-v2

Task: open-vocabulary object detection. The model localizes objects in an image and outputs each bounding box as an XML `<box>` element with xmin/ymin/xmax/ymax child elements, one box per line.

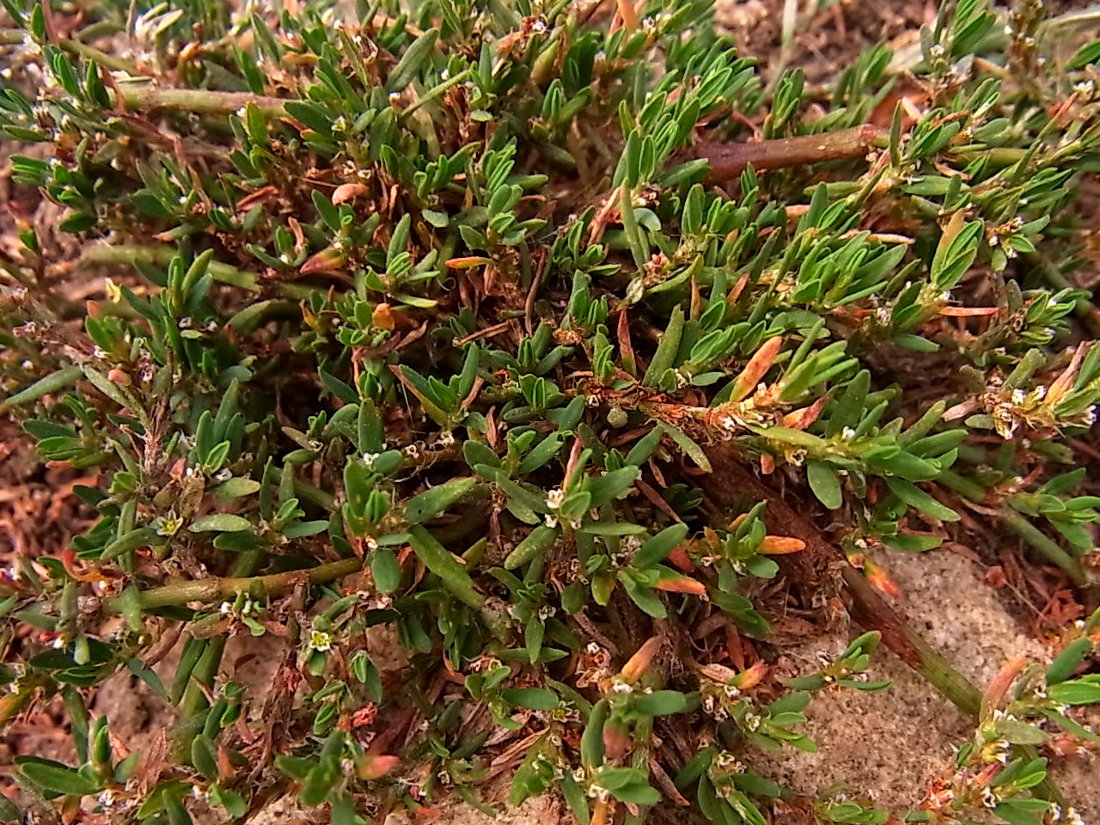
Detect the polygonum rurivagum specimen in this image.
<box><xmin>1</xmin><ymin>0</ymin><xmax>1100</xmax><ymax>822</ymax></box>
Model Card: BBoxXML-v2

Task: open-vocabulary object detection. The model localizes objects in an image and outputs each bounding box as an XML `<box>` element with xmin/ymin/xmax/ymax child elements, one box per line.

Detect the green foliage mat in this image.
<box><xmin>1</xmin><ymin>0</ymin><xmax>1100</xmax><ymax>823</ymax></box>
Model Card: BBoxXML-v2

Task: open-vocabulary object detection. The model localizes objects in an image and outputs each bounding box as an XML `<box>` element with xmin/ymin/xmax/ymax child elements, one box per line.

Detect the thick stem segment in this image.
<box><xmin>841</xmin><ymin>565</ymin><xmax>981</xmax><ymax>715</ymax></box>
<box><xmin>80</xmin><ymin>244</ymin><xmax>261</xmax><ymax>293</ymax></box>
<box><xmin>695</xmin><ymin>125</ymin><xmax>887</xmax><ymax>183</ymax></box>
<box><xmin>113</xmin><ymin>85</ymin><xmax>288</xmax><ymax>117</ymax></box>
<box><xmin>105</xmin><ymin>557</ymin><xmax>363</xmax><ymax>612</ymax></box>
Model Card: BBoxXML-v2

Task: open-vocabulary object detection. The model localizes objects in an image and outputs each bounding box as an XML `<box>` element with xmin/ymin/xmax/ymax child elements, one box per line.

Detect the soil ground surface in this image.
<box><xmin>2</xmin><ymin>0</ymin><xmax>1099</xmax><ymax>823</ymax></box>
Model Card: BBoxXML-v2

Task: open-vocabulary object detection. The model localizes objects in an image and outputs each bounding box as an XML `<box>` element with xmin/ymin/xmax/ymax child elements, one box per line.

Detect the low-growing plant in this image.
<box><xmin>1</xmin><ymin>0</ymin><xmax>1099</xmax><ymax>823</ymax></box>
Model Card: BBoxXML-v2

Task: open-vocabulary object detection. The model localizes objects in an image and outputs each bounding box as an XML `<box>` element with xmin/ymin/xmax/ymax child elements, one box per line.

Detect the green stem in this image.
<box><xmin>937</xmin><ymin>468</ymin><xmax>988</xmax><ymax>502</ymax></box>
<box><xmin>842</xmin><ymin>565</ymin><xmax>982</xmax><ymax>716</ymax></box>
<box><xmin>59</xmin><ymin>37</ymin><xmax>137</xmax><ymax>73</ymax></box>
<box><xmin>0</xmin><ymin>30</ymin><xmax>137</xmax><ymax>72</ymax></box>
<box><xmin>74</xmin><ymin>21</ymin><xmax>124</xmax><ymax>43</ymax></box>
<box><xmin>953</xmin><ymin>146</ymin><xmax>1029</xmax><ymax>168</ymax></box>
<box><xmin>80</xmin><ymin>245</ymin><xmax>260</xmax><ymax>293</ymax></box>
<box><xmin>939</xmin><ymin>471</ymin><xmax>1088</xmax><ymax>586</ymax></box>
<box><xmin>106</xmin><ymin>556</ymin><xmax>362</xmax><ymax>612</ymax></box>
<box><xmin>400</xmin><ymin>68</ymin><xmax>471</xmax><ymax>118</ymax></box>
<box><xmin>1000</xmin><ymin>512</ymin><xmax>1087</xmax><ymax>587</ymax></box>
<box><xmin>113</xmin><ymin>84</ymin><xmax>288</xmax><ymax>117</ymax></box>
<box><xmin>702</xmin><ymin>457</ymin><xmax>1066</xmax><ymax>801</ymax></box>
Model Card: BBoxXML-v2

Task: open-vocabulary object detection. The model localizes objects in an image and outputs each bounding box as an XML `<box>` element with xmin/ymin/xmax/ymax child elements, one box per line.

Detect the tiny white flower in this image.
<box><xmin>309</xmin><ymin>629</ymin><xmax>333</xmax><ymax>652</ymax></box>
<box><xmin>546</xmin><ymin>488</ymin><xmax>565</xmax><ymax>510</ymax></box>
<box><xmin>155</xmin><ymin>510</ymin><xmax>183</xmax><ymax>537</ymax></box>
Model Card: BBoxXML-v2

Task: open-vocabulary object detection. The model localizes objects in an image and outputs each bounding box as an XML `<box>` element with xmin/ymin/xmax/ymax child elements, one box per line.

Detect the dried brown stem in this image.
<box><xmin>694</xmin><ymin>124</ymin><xmax>888</xmax><ymax>183</ymax></box>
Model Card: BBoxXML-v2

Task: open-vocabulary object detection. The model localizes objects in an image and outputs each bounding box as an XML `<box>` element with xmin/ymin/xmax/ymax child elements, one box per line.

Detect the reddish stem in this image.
<box><xmin>695</xmin><ymin>124</ymin><xmax>887</xmax><ymax>183</ymax></box>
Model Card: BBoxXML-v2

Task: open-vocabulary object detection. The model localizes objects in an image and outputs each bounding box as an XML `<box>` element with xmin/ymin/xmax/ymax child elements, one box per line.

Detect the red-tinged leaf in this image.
<box><xmin>300</xmin><ymin>247</ymin><xmax>345</xmax><ymax>275</ymax></box>
<box><xmin>332</xmin><ymin>183</ymin><xmax>368</xmax><ymax>204</ymax></box>
<box><xmin>666</xmin><ymin>545</ymin><xmax>694</xmax><ymax>572</ymax></box>
<box><xmin>731</xmin><ymin>335</ymin><xmax>783</xmax><ymax>402</ymax></box>
<box><xmin>781</xmin><ymin>395</ymin><xmax>828</xmax><ymax>430</ymax></box>
<box><xmin>652</xmin><ymin>575</ymin><xmax>707</xmax><ymax>596</ymax></box>
<box><xmin>357</xmin><ymin>755</ymin><xmax>400</xmax><ymax>780</ymax></box>
<box><xmin>759</xmin><ymin>536</ymin><xmax>805</xmax><ymax>554</ymax></box>
<box><xmin>863</xmin><ymin>560</ymin><xmax>902</xmax><ymax>599</ymax></box>
<box><xmin>445</xmin><ymin>256</ymin><xmax>492</xmax><ymax>269</ymax></box>
<box><xmin>620</xmin><ymin>636</ymin><xmax>663</xmax><ymax>684</ymax></box>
